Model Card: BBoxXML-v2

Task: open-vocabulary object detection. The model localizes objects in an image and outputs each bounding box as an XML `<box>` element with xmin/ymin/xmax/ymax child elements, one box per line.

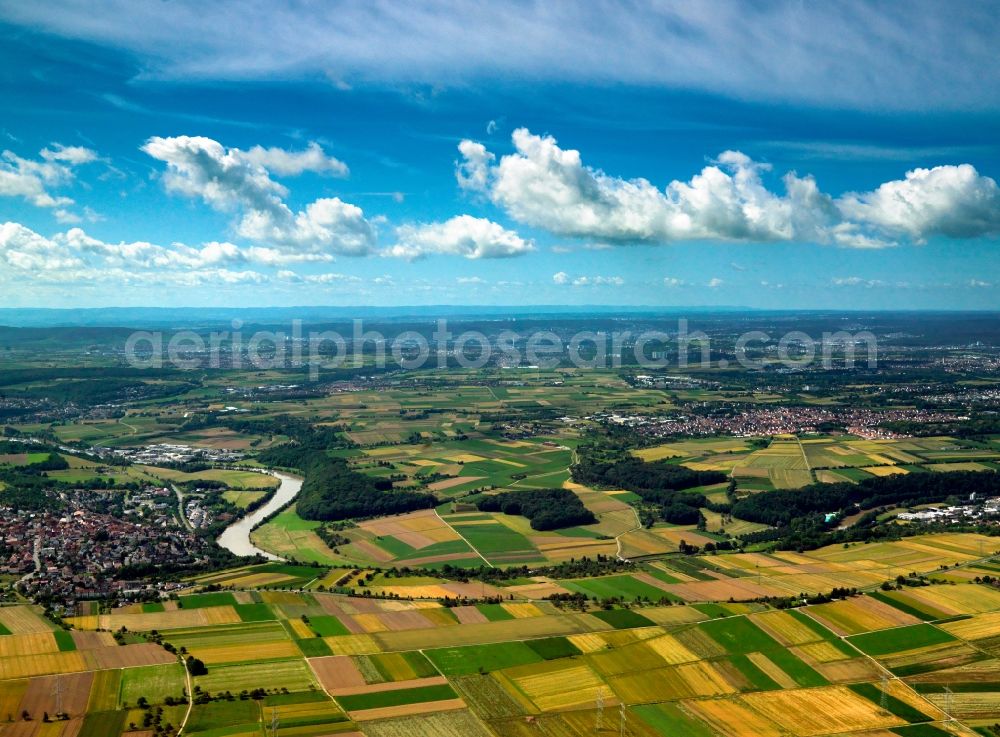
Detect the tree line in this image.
<box><xmin>732</xmin><ymin>470</ymin><xmax>1000</xmax><ymax>527</ymax></box>
<box><xmin>255</xmin><ymin>417</ymin><xmax>436</xmax><ymax>521</ymax></box>
<box><xmin>475</xmin><ymin>488</ymin><xmax>596</xmax><ymax>530</ymax></box>
<box><xmin>571</xmin><ymin>451</ymin><xmax>727</xmax><ymax>525</ymax></box>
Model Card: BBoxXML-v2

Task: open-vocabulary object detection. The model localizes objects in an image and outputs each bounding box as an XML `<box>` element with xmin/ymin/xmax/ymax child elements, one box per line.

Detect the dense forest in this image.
<box><xmin>255</xmin><ymin>417</ymin><xmax>436</xmax><ymax>521</ymax></box>
<box><xmin>572</xmin><ymin>452</ymin><xmax>726</xmax><ymax>524</ymax></box>
<box><xmin>475</xmin><ymin>488</ymin><xmax>596</xmax><ymax>530</ymax></box>
<box><xmin>733</xmin><ymin>470</ymin><xmax>1000</xmax><ymax>526</ymax></box>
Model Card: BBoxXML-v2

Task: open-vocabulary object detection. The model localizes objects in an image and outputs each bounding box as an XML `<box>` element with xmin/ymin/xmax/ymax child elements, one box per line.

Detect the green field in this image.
<box><xmin>180</xmin><ymin>592</ymin><xmax>238</xmax><ymax>609</ymax></box>
<box><xmin>235</xmin><ymin>603</ymin><xmax>275</xmax><ymax>622</ymax></box>
<box><xmin>562</xmin><ymin>574</ymin><xmax>672</xmax><ymax>601</ymax></box>
<box><xmin>195</xmin><ymin>658</ymin><xmax>319</xmax><ymax>694</ymax></box>
<box><xmin>308</xmin><ymin>615</ymin><xmax>351</xmax><ymax>636</ymax></box>
<box><xmin>120</xmin><ymin>663</ymin><xmax>187</xmax><ymax>706</ymax></box>
<box><xmin>699</xmin><ymin>616</ymin><xmax>781</xmax><ymax>654</ymax></box>
<box><xmin>589</xmin><ymin>608</ymin><xmax>656</xmax><ymax>629</ymax></box>
<box><xmin>336</xmin><ymin>684</ymin><xmax>457</xmax><ymax>711</ymax></box>
<box><xmin>426</xmin><ymin>642</ymin><xmax>543</xmax><ymax>676</ymax></box>
<box><xmin>847</xmin><ymin>624</ymin><xmax>958</xmax><ymax>656</ymax></box>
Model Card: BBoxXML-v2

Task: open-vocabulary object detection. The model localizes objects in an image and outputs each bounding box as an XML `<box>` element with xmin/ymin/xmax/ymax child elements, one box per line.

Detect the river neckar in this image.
<box><xmin>216</xmin><ymin>471</ymin><xmax>301</xmax><ymax>560</ymax></box>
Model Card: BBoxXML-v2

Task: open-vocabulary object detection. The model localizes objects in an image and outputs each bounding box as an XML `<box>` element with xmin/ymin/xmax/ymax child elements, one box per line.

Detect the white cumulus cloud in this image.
<box><xmin>459</xmin><ymin>128</ymin><xmax>835</xmax><ymax>244</ymax></box>
<box><xmin>458</xmin><ymin>129</ymin><xmax>1000</xmax><ymax>248</ymax></box>
<box><xmin>142</xmin><ymin>135</ymin><xmax>375</xmax><ymax>257</ymax></box>
<box><xmin>552</xmin><ymin>271</ymin><xmax>624</xmax><ymax>287</ymax></box>
<box><xmin>838</xmin><ymin>164</ymin><xmax>1000</xmax><ymax>241</ymax></box>
<box><xmin>387</xmin><ymin>215</ymin><xmax>533</xmax><ymax>259</ymax></box>
<box><xmin>40</xmin><ymin>144</ymin><xmax>99</xmax><ymax>166</ymax></box>
<box><xmin>0</xmin><ymin>144</ymin><xmax>97</xmax><ymax>209</ymax></box>
<box><xmin>241</xmin><ymin>142</ymin><xmax>348</xmax><ymax>177</ymax></box>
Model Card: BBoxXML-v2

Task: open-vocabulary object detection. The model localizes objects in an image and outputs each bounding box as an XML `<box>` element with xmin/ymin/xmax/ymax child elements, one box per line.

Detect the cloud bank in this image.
<box><xmin>459</xmin><ymin>129</ymin><xmax>1000</xmax><ymax>248</ymax></box>
<box><xmin>2</xmin><ymin>0</ymin><xmax>998</xmax><ymax>110</ymax></box>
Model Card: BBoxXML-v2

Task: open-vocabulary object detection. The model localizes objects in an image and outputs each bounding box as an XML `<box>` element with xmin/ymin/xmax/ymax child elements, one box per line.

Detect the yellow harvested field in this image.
<box><xmin>66</xmin><ymin>615</ymin><xmax>99</xmax><ymax>630</ymax></box>
<box><xmin>500</xmin><ymin>603</ymin><xmax>543</xmax><ymax>619</ymax></box>
<box><xmin>806</xmin><ymin>596</ymin><xmax>921</xmax><ymax>635</ymax></box>
<box><xmin>747</xmin><ymin>652</ymin><xmax>797</xmax><ymax>689</ymax></box>
<box><xmin>634</xmin><ymin>445</ymin><xmax>687</xmax><ymax>461</ymax></box>
<box><xmin>812</xmin><ymin>658</ymin><xmax>882</xmax><ymax>683</ymax></box>
<box><xmin>925</xmin><ymin>691</ymin><xmax>1000</xmax><ymax>720</ymax></box>
<box><xmin>644</xmin><ymin>633</ymin><xmax>702</xmax><ymax>665</ymax></box>
<box><xmin>939</xmin><ymin>611</ymin><xmax>1000</xmax><ymax>641</ymax></box>
<box><xmin>686</xmin><ymin>697</ymin><xmax>785</xmax><ymax>737</ymax></box>
<box><xmin>444</xmin><ymin>453</ymin><xmax>486</xmax><ymax>463</ymax></box>
<box><xmin>0</xmin><ymin>633</ymin><xmax>59</xmax><ymax>658</ymax></box>
<box><xmin>609</xmin><ymin>661</ymin><xmax>736</xmax><ymax>703</ymax></box>
<box><xmin>325</xmin><ymin>634</ymin><xmax>380</xmax><ymax>656</ymax></box>
<box><xmin>287</xmin><ymin>618</ymin><xmax>314</xmax><ymax>639</ymax></box>
<box><xmin>566</xmin><ymin>633</ymin><xmax>607</xmax><ymax>654</ymax></box>
<box><xmin>0</xmin><ymin>606</ymin><xmax>55</xmax><ymax>634</ymax></box>
<box><xmin>353</xmin><ymin>613</ymin><xmax>391</xmax><ymax>633</ymax></box>
<box><xmin>739</xmin><ymin>686</ymin><xmax>904</xmax><ymax>736</ymax></box>
<box><xmin>806</xmin><ymin>534</ymin><xmax>997</xmax><ymax>575</ymax></box>
<box><xmin>793</xmin><ymin>641</ymin><xmax>852</xmax><ymax>664</ymax></box>
<box><xmin>0</xmin><ymin>678</ymin><xmax>27</xmax><ymax>721</ymax></box>
<box><xmin>893</xmin><ymin>584</ymin><xmax>1000</xmax><ymax>617</ymax></box>
<box><xmin>71</xmin><ymin>606</ymin><xmax>242</xmax><ymax>632</ymax></box>
<box><xmin>750</xmin><ymin>611</ymin><xmax>827</xmax><ymax>646</ymax></box>
<box><xmin>862</xmin><ymin>465</ymin><xmax>908</xmax><ymax>476</ymax></box>
<box><xmin>0</xmin><ymin>651</ymin><xmax>87</xmax><ymax>680</ymax></box>
<box><xmin>506</xmin><ymin>661</ymin><xmax>604</xmax><ymax>711</ymax></box>
<box><xmin>191</xmin><ymin>640</ymin><xmax>299</xmax><ymax>665</ymax></box>
<box><xmin>372</xmin><ymin>585</ymin><xmax>457</xmax><ymax>600</ymax></box>
<box><xmin>220</xmin><ymin>572</ymin><xmax>291</xmax><ymax>587</ymax></box>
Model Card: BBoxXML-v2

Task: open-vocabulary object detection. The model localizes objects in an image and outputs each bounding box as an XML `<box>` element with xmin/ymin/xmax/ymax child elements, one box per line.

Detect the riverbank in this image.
<box><xmin>216</xmin><ymin>471</ymin><xmax>302</xmax><ymax>561</ymax></box>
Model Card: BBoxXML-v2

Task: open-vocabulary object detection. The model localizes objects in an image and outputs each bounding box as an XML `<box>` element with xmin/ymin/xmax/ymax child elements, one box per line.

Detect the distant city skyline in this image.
<box><xmin>1</xmin><ymin>0</ymin><xmax>999</xmax><ymax>309</ymax></box>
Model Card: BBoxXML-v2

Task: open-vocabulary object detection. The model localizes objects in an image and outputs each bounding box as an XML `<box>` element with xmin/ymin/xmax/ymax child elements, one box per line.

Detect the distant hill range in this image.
<box><xmin>0</xmin><ymin>305</ymin><xmax>761</xmax><ymax>328</ymax></box>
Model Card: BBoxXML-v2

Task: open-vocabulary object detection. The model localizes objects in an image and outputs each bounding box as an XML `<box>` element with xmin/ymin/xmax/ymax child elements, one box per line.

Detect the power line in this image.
<box><xmin>53</xmin><ymin>677</ymin><xmax>63</xmax><ymax>717</ymax></box>
<box><xmin>596</xmin><ymin>686</ymin><xmax>605</xmax><ymax>731</ymax></box>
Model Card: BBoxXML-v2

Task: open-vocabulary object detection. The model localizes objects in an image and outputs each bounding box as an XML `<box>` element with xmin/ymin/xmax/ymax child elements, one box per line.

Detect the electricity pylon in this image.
<box><xmin>595</xmin><ymin>687</ymin><xmax>605</xmax><ymax>731</ymax></box>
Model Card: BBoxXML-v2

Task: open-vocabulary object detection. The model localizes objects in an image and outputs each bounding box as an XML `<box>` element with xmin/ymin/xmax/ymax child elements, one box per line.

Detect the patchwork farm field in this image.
<box><xmin>0</xmin><ymin>528</ymin><xmax>994</xmax><ymax>736</ymax></box>
<box><xmin>6</xmin><ymin>354</ymin><xmax>1000</xmax><ymax>737</ymax></box>
<box><xmin>636</xmin><ymin>434</ymin><xmax>1000</xmax><ymax>490</ymax></box>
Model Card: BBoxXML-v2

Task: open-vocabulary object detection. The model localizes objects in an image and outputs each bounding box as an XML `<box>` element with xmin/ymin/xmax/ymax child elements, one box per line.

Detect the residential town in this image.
<box><xmin>1</xmin><ymin>489</ymin><xmax>217</xmax><ymax>609</ymax></box>
<box><xmin>589</xmin><ymin>406</ymin><xmax>960</xmax><ymax>440</ymax></box>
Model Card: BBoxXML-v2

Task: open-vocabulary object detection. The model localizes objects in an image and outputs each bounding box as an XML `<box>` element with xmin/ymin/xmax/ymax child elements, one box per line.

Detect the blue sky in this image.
<box><xmin>1</xmin><ymin>0</ymin><xmax>999</xmax><ymax>309</ymax></box>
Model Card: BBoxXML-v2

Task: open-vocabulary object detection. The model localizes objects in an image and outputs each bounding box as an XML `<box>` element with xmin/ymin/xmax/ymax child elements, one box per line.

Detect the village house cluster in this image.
<box><xmin>898</xmin><ymin>496</ymin><xmax>1000</xmax><ymax>523</ymax></box>
<box><xmin>590</xmin><ymin>406</ymin><xmax>958</xmax><ymax>440</ymax></box>
<box><xmin>100</xmin><ymin>443</ymin><xmax>243</xmax><ymax>465</ymax></box>
<box><xmin>2</xmin><ymin>494</ymin><xmax>213</xmax><ymax>607</ymax></box>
